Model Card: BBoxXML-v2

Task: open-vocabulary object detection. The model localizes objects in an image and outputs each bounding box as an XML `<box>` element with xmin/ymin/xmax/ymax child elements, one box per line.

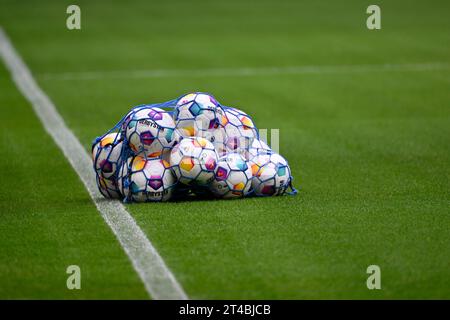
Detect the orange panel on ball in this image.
<box><xmin>180</xmin><ymin>156</ymin><xmax>195</xmax><ymax>172</ymax></box>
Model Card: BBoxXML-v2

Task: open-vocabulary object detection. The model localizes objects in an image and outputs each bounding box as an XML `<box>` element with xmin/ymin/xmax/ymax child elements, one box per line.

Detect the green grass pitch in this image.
<box><xmin>0</xmin><ymin>0</ymin><xmax>449</xmax><ymax>299</ymax></box>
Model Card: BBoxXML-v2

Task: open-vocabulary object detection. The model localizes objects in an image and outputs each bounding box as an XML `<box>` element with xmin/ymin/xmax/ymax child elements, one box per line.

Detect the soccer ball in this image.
<box><xmin>204</xmin><ymin>125</ymin><xmax>228</xmax><ymax>157</ymax></box>
<box><xmin>170</xmin><ymin>137</ymin><xmax>218</xmax><ymax>186</ymax></box>
<box><xmin>222</xmin><ymin>107</ymin><xmax>258</xmax><ymax>157</ymax></box>
<box><xmin>173</xmin><ymin>92</ymin><xmax>227</xmax><ymax>139</ymax></box>
<box><xmin>92</xmin><ymin>132</ymin><xmax>123</xmax><ymax>179</ymax></box>
<box><xmin>96</xmin><ymin>175</ymin><xmax>122</xmax><ymax>199</ymax></box>
<box><xmin>117</xmin><ymin>155</ymin><xmax>176</xmax><ymax>202</ymax></box>
<box><xmin>249</xmin><ymin>138</ymin><xmax>272</xmax><ymax>159</ymax></box>
<box><xmin>209</xmin><ymin>153</ymin><xmax>252</xmax><ymax>199</ymax></box>
<box><xmin>250</xmin><ymin>152</ymin><xmax>292</xmax><ymax>196</ymax></box>
<box><xmin>124</xmin><ymin>106</ymin><xmax>176</xmax><ymax>157</ymax></box>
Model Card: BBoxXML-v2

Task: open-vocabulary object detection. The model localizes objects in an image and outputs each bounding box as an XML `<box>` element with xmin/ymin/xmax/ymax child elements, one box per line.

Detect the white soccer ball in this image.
<box><xmin>222</xmin><ymin>107</ymin><xmax>258</xmax><ymax>157</ymax></box>
<box><xmin>250</xmin><ymin>152</ymin><xmax>292</xmax><ymax>196</ymax></box>
<box><xmin>173</xmin><ymin>92</ymin><xmax>227</xmax><ymax>140</ymax></box>
<box><xmin>170</xmin><ymin>137</ymin><xmax>218</xmax><ymax>186</ymax></box>
<box><xmin>92</xmin><ymin>132</ymin><xmax>123</xmax><ymax>179</ymax></box>
<box><xmin>118</xmin><ymin>155</ymin><xmax>175</xmax><ymax>202</ymax></box>
<box><xmin>124</xmin><ymin>107</ymin><xmax>176</xmax><ymax>157</ymax></box>
<box><xmin>209</xmin><ymin>153</ymin><xmax>252</xmax><ymax>199</ymax></box>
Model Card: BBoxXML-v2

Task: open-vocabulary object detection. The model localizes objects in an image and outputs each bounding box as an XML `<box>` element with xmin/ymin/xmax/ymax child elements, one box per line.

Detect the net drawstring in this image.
<box><xmin>286</xmin><ymin>177</ymin><xmax>298</xmax><ymax>196</ymax></box>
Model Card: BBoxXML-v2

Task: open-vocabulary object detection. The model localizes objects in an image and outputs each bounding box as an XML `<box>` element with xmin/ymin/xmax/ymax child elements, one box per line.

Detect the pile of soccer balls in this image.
<box><xmin>92</xmin><ymin>92</ymin><xmax>295</xmax><ymax>202</ymax></box>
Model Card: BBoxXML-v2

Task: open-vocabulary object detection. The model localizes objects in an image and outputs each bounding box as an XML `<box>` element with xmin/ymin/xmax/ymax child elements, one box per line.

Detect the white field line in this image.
<box><xmin>0</xmin><ymin>27</ymin><xmax>187</xmax><ymax>300</ymax></box>
<box><xmin>37</xmin><ymin>62</ymin><xmax>450</xmax><ymax>81</ymax></box>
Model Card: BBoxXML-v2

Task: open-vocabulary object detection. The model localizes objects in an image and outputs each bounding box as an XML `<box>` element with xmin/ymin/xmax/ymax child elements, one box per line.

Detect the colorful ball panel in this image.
<box><xmin>169</xmin><ymin>137</ymin><xmax>218</xmax><ymax>186</ymax></box>
<box><xmin>120</xmin><ymin>156</ymin><xmax>175</xmax><ymax>202</ymax></box>
<box><xmin>125</xmin><ymin>107</ymin><xmax>175</xmax><ymax>157</ymax></box>
<box><xmin>209</xmin><ymin>153</ymin><xmax>252</xmax><ymax>199</ymax></box>
<box><xmin>174</xmin><ymin>93</ymin><xmax>226</xmax><ymax>142</ymax></box>
<box><xmin>250</xmin><ymin>152</ymin><xmax>292</xmax><ymax>196</ymax></box>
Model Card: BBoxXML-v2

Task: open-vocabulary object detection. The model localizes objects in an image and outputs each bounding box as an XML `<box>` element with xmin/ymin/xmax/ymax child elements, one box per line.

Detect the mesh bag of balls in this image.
<box><xmin>92</xmin><ymin>92</ymin><xmax>297</xmax><ymax>202</ymax></box>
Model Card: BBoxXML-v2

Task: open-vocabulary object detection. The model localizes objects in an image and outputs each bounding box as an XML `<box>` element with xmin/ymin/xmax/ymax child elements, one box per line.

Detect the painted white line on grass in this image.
<box><xmin>0</xmin><ymin>27</ymin><xmax>187</xmax><ymax>300</ymax></box>
<box><xmin>37</xmin><ymin>62</ymin><xmax>450</xmax><ymax>81</ymax></box>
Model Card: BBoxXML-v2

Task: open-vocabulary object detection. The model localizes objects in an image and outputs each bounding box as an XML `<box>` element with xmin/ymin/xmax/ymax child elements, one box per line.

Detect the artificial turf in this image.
<box><xmin>0</xmin><ymin>63</ymin><xmax>148</xmax><ymax>299</ymax></box>
<box><xmin>0</xmin><ymin>0</ymin><xmax>449</xmax><ymax>299</ymax></box>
